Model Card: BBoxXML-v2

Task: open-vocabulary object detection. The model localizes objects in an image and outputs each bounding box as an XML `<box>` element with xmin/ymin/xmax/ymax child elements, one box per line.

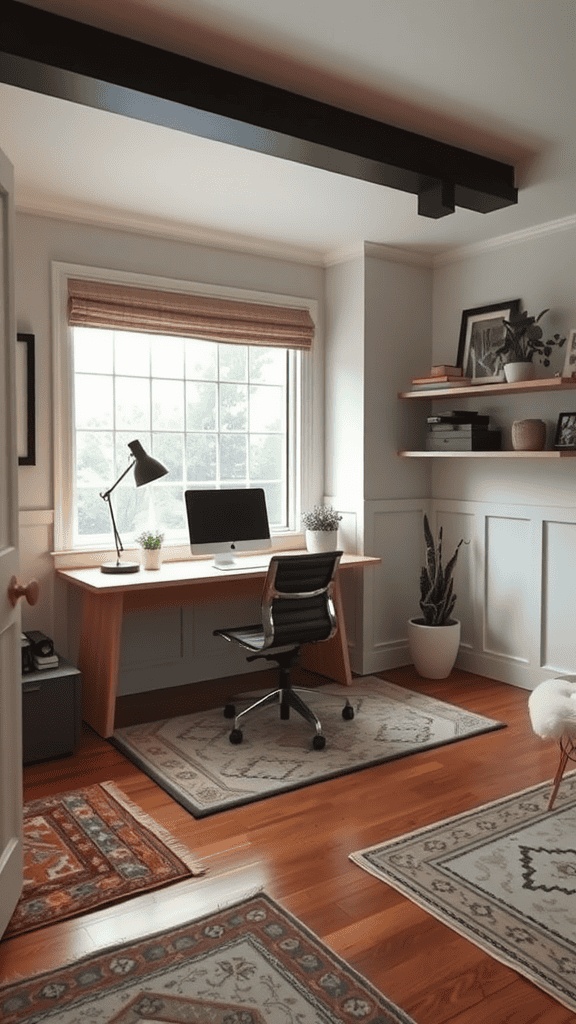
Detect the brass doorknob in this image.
<box><xmin>8</xmin><ymin>576</ymin><xmax>39</xmax><ymax>607</ymax></box>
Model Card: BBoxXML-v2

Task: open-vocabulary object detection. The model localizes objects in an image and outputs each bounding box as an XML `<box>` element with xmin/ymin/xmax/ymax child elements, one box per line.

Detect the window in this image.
<box><xmin>72</xmin><ymin>327</ymin><xmax>298</xmax><ymax>546</ymax></box>
<box><xmin>52</xmin><ymin>265</ymin><xmax>320</xmax><ymax>558</ymax></box>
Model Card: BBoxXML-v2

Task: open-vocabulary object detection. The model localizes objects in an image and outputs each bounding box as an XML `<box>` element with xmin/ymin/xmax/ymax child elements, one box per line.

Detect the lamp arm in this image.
<box><xmin>101</xmin><ymin>493</ymin><xmax>124</xmax><ymax>561</ymax></box>
<box><xmin>100</xmin><ymin>457</ymin><xmax>136</xmax><ymax>501</ymax></box>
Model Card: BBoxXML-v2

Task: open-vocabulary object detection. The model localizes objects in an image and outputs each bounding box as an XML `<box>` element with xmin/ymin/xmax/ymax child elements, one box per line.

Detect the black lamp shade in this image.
<box><xmin>128</xmin><ymin>440</ymin><xmax>168</xmax><ymax>487</ymax></box>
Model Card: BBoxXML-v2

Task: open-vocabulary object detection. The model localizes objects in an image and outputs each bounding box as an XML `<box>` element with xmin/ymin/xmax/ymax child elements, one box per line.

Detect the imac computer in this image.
<box><xmin>185</xmin><ymin>488</ymin><xmax>272</xmax><ymax>570</ymax></box>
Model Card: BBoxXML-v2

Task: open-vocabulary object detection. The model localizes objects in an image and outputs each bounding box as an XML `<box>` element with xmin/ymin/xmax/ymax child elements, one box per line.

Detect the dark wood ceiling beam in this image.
<box><xmin>0</xmin><ymin>0</ymin><xmax>518</xmax><ymax>218</ymax></box>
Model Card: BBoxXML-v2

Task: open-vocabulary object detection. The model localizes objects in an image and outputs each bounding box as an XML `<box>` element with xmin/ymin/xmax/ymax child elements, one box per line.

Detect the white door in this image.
<box><xmin>0</xmin><ymin>145</ymin><xmax>24</xmax><ymax>937</ymax></box>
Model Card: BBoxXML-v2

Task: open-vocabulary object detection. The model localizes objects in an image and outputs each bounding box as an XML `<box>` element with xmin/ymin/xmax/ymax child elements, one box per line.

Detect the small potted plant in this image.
<box><xmin>301</xmin><ymin>505</ymin><xmax>342</xmax><ymax>553</ymax></box>
<box><xmin>495</xmin><ymin>308</ymin><xmax>566</xmax><ymax>383</ymax></box>
<box><xmin>407</xmin><ymin>514</ymin><xmax>465</xmax><ymax>679</ymax></box>
<box><xmin>136</xmin><ymin>529</ymin><xmax>164</xmax><ymax>570</ymax></box>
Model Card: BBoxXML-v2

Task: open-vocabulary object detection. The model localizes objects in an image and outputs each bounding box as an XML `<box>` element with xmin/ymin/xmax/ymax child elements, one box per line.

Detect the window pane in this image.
<box><xmin>249</xmin><ymin>347</ymin><xmax>286</xmax><ymax>384</ymax></box>
<box><xmin>151</xmin><ymin>335</ymin><xmax>184</xmax><ymax>379</ymax></box>
<box><xmin>152</xmin><ymin>485</ymin><xmax>186</xmax><ymax>532</ymax></box>
<box><xmin>186</xmin><ymin>433</ymin><xmax>217</xmax><ymax>482</ymax></box>
<box><xmin>76</xmin><ymin>431</ymin><xmax>114</xmax><ymax>487</ymax></box>
<box><xmin>74</xmin><ymin>328</ymin><xmax>113</xmax><ymax>373</ymax></box>
<box><xmin>75</xmin><ymin>374</ymin><xmax>114</xmax><ymax>429</ymax></box>
<box><xmin>220</xmin><ymin>383</ymin><xmax>247</xmax><ymax>431</ymax></box>
<box><xmin>115</xmin><ymin>376</ymin><xmax>151</xmax><ymax>430</ymax></box>
<box><xmin>250</xmin><ymin>384</ymin><xmax>284</xmax><ymax>432</ymax></box>
<box><xmin>76</xmin><ymin>487</ymin><xmax>113</xmax><ymax>538</ymax></box>
<box><xmin>220</xmin><ymin>434</ymin><xmax>247</xmax><ymax>480</ymax></box>
<box><xmin>249</xmin><ymin>434</ymin><xmax>283</xmax><ymax>481</ymax></box>
<box><xmin>153</xmin><ymin>432</ymin><xmax>184</xmax><ymax>482</ymax></box>
<box><xmin>219</xmin><ymin>343</ymin><xmax>247</xmax><ymax>382</ymax></box>
<box><xmin>185</xmin><ymin>338</ymin><xmax>217</xmax><ymax>380</ymax></box>
<box><xmin>152</xmin><ymin>379</ymin><xmax>184</xmax><ymax>430</ymax></box>
<box><xmin>186</xmin><ymin>381</ymin><xmax>217</xmax><ymax>431</ymax></box>
<box><xmin>114</xmin><ymin>332</ymin><xmax>150</xmax><ymax>377</ymax></box>
<box><xmin>261</xmin><ymin>482</ymin><xmax>282</xmax><ymax>527</ymax></box>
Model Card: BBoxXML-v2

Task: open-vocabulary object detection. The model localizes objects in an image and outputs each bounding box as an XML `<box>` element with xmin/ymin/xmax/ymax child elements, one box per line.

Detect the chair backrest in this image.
<box><xmin>261</xmin><ymin>551</ymin><xmax>343</xmax><ymax>648</ymax></box>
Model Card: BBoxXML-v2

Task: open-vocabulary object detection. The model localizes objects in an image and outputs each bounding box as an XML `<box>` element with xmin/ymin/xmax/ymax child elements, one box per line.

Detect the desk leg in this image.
<box><xmin>299</xmin><ymin>577</ymin><xmax>352</xmax><ymax>686</ymax></box>
<box><xmin>77</xmin><ymin>590</ymin><xmax>124</xmax><ymax>738</ymax></box>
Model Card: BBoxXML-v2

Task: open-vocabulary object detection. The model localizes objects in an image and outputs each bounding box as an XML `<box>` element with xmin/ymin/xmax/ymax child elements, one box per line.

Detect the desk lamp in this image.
<box><xmin>100</xmin><ymin>439</ymin><xmax>168</xmax><ymax>574</ymax></box>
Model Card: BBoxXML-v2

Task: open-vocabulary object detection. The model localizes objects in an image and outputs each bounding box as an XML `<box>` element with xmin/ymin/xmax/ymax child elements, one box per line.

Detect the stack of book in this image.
<box><xmin>410</xmin><ymin>365</ymin><xmax>470</xmax><ymax>391</ymax></box>
<box><xmin>23</xmin><ymin>629</ymin><xmax>60</xmax><ymax>671</ymax></box>
<box><xmin>426</xmin><ymin>412</ymin><xmax>501</xmax><ymax>451</ymax></box>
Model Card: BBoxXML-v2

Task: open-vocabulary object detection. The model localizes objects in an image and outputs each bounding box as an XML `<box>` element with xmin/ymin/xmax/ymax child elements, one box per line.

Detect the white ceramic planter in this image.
<box><xmin>407</xmin><ymin>618</ymin><xmax>461</xmax><ymax>679</ymax></box>
<box><xmin>142</xmin><ymin>547</ymin><xmax>162</xmax><ymax>570</ymax></box>
<box><xmin>504</xmin><ymin>361</ymin><xmax>534</xmax><ymax>383</ymax></box>
<box><xmin>305</xmin><ymin>529</ymin><xmax>339</xmax><ymax>553</ymax></box>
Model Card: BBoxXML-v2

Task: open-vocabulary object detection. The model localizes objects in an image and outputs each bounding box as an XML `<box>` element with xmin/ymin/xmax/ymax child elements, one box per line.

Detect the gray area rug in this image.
<box><xmin>351</xmin><ymin>772</ymin><xmax>576</xmax><ymax>1014</ymax></box>
<box><xmin>113</xmin><ymin>676</ymin><xmax>503</xmax><ymax>817</ymax></box>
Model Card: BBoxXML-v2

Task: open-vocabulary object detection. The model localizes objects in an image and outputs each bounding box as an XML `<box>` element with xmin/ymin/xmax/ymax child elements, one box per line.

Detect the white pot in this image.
<box><xmin>305</xmin><ymin>529</ymin><xmax>339</xmax><ymax>553</ymax></box>
<box><xmin>142</xmin><ymin>547</ymin><xmax>162</xmax><ymax>570</ymax></box>
<box><xmin>407</xmin><ymin>618</ymin><xmax>461</xmax><ymax>679</ymax></box>
<box><xmin>503</xmin><ymin>361</ymin><xmax>534</xmax><ymax>383</ymax></box>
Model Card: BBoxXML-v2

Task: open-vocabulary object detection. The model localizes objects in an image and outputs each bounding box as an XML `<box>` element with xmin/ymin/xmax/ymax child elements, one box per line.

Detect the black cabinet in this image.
<box><xmin>21</xmin><ymin>659</ymin><xmax>82</xmax><ymax>763</ymax></box>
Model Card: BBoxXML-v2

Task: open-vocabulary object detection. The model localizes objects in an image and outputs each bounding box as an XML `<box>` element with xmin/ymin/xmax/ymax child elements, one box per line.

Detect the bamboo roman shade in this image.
<box><xmin>67</xmin><ymin>279</ymin><xmax>314</xmax><ymax>350</ymax></box>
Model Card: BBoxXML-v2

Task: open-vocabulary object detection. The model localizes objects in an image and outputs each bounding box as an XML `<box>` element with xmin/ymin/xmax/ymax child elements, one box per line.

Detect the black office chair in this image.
<box><xmin>213</xmin><ymin>550</ymin><xmax>354</xmax><ymax>749</ymax></box>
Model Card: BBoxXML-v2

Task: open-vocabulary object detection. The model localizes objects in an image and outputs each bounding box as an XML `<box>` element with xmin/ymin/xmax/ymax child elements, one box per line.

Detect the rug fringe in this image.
<box><xmin>100</xmin><ymin>780</ymin><xmax>205</xmax><ymax>875</ymax></box>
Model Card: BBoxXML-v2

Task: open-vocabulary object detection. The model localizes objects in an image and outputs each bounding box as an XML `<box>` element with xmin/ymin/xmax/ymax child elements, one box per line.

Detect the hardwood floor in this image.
<box><xmin>1</xmin><ymin>665</ymin><xmax>572</xmax><ymax>1023</ymax></box>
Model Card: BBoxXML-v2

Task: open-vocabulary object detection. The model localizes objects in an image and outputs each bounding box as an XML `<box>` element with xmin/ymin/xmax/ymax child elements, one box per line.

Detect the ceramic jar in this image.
<box><xmin>511</xmin><ymin>419</ymin><xmax>546</xmax><ymax>451</ymax></box>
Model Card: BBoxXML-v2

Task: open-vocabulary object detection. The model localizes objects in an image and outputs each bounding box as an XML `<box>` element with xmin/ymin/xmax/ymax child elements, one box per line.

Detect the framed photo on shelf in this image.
<box><xmin>561</xmin><ymin>329</ymin><xmax>576</xmax><ymax>379</ymax></box>
<box><xmin>16</xmin><ymin>332</ymin><xmax>36</xmax><ymax>466</ymax></box>
<box><xmin>457</xmin><ymin>299</ymin><xmax>521</xmax><ymax>384</ymax></box>
<box><xmin>553</xmin><ymin>412</ymin><xmax>576</xmax><ymax>450</ymax></box>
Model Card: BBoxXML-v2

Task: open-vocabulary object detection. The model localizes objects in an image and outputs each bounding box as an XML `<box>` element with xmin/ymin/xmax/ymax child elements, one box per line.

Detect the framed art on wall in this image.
<box><xmin>16</xmin><ymin>332</ymin><xmax>36</xmax><ymax>465</ymax></box>
<box><xmin>457</xmin><ymin>299</ymin><xmax>521</xmax><ymax>383</ymax></box>
<box><xmin>562</xmin><ymin>329</ymin><xmax>576</xmax><ymax>379</ymax></box>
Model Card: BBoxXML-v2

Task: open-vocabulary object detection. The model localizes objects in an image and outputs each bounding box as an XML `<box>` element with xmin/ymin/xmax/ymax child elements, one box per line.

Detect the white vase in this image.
<box><xmin>407</xmin><ymin>618</ymin><xmax>461</xmax><ymax>679</ymax></box>
<box><xmin>142</xmin><ymin>547</ymin><xmax>162</xmax><ymax>570</ymax></box>
<box><xmin>504</xmin><ymin>361</ymin><xmax>534</xmax><ymax>383</ymax></box>
<box><xmin>305</xmin><ymin>529</ymin><xmax>339</xmax><ymax>553</ymax></box>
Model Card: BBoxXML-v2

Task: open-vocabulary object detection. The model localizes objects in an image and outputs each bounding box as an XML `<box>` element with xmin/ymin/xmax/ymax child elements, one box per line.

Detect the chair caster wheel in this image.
<box><xmin>342</xmin><ymin>703</ymin><xmax>354</xmax><ymax>721</ymax></box>
<box><xmin>313</xmin><ymin>734</ymin><xmax>326</xmax><ymax>750</ymax></box>
<box><xmin>229</xmin><ymin>728</ymin><xmax>243</xmax><ymax>744</ymax></box>
<box><xmin>224</xmin><ymin>703</ymin><xmax>236</xmax><ymax>718</ymax></box>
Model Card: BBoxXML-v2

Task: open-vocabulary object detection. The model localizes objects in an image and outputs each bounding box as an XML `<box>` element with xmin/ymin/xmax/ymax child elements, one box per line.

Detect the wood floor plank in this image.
<box><xmin>0</xmin><ymin>665</ymin><xmax>569</xmax><ymax>1024</ymax></box>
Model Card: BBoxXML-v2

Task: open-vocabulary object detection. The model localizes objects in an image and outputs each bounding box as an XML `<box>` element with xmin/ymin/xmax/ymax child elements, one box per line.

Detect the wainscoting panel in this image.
<box><xmin>542</xmin><ymin>519</ymin><xmax>576</xmax><ymax>674</ymax></box>
<box><xmin>484</xmin><ymin>516</ymin><xmax>532</xmax><ymax>662</ymax></box>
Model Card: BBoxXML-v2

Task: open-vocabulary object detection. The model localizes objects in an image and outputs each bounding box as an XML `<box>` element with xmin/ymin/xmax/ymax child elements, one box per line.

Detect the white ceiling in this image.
<box><xmin>2</xmin><ymin>0</ymin><xmax>574</xmax><ymax>264</ymax></box>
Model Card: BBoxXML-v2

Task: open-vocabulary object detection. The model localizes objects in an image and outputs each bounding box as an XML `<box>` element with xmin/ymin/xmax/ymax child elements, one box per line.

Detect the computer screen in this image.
<box><xmin>185</xmin><ymin>488</ymin><xmax>271</xmax><ymax>570</ymax></box>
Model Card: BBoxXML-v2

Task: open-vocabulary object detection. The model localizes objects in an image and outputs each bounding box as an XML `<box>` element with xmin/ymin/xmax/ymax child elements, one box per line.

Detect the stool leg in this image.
<box><xmin>548</xmin><ymin>742</ymin><xmax>572</xmax><ymax>811</ymax></box>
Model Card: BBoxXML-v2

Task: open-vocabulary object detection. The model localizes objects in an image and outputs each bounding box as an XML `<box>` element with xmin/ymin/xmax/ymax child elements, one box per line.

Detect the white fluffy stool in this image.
<box><xmin>528</xmin><ymin>678</ymin><xmax>576</xmax><ymax>810</ymax></box>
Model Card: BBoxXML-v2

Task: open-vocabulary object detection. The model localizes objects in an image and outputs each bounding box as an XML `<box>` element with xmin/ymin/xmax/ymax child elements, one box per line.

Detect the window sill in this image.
<box><xmin>51</xmin><ymin>534</ymin><xmax>305</xmax><ymax>570</ymax></box>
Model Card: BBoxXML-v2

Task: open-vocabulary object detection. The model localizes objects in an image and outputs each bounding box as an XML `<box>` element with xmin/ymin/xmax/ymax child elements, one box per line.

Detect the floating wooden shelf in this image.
<box><xmin>399</xmin><ymin>449</ymin><xmax>576</xmax><ymax>458</ymax></box>
<box><xmin>399</xmin><ymin>377</ymin><xmax>576</xmax><ymax>400</ymax></box>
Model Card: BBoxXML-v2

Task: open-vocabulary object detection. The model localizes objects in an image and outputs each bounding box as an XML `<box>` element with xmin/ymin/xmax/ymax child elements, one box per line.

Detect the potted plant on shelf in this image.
<box><xmin>407</xmin><ymin>515</ymin><xmax>465</xmax><ymax>679</ymax></box>
<box><xmin>495</xmin><ymin>308</ymin><xmax>566</xmax><ymax>383</ymax></box>
<box><xmin>136</xmin><ymin>529</ymin><xmax>164</xmax><ymax>570</ymax></box>
<box><xmin>301</xmin><ymin>505</ymin><xmax>342</xmax><ymax>553</ymax></box>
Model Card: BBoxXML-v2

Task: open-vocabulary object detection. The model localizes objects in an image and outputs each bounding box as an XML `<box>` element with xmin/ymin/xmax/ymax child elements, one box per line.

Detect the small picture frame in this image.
<box><xmin>457</xmin><ymin>299</ymin><xmax>521</xmax><ymax>383</ymax></box>
<box><xmin>561</xmin><ymin>329</ymin><xmax>576</xmax><ymax>379</ymax></box>
<box><xmin>553</xmin><ymin>412</ymin><xmax>576</xmax><ymax>450</ymax></box>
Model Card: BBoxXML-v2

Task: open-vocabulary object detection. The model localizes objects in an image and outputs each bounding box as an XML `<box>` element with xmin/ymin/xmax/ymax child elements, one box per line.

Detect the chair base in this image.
<box><xmin>225</xmin><ymin>685</ymin><xmax>354</xmax><ymax>750</ymax></box>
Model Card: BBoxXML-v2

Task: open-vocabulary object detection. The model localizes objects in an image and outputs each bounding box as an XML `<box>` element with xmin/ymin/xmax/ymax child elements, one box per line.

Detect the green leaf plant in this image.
<box><xmin>495</xmin><ymin>308</ymin><xmax>566</xmax><ymax>366</ymax></box>
<box><xmin>419</xmin><ymin>515</ymin><xmax>466</xmax><ymax>626</ymax></box>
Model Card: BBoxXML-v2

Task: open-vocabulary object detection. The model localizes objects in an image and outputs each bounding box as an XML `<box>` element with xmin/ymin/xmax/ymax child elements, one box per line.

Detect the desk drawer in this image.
<box><xmin>22</xmin><ymin>667</ymin><xmax>82</xmax><ymax>763</ymax></box>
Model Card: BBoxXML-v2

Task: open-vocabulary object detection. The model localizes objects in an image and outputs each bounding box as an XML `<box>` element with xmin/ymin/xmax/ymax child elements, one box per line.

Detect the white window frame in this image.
<box><xmin>51</xmin><ymin>262</ymin><xmax>322</xmax><ymax>568</ymax></box>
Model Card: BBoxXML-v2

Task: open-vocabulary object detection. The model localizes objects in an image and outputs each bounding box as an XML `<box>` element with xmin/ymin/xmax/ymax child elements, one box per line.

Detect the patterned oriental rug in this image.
<box><xmin>0</xmin><ymin>893</ymin><xmax>416</xmax><ymax>1024</ymax></box>
<box><xmin>350</xmin><ymin>773</ymin><xmax>576</xmax><ymax>1014</ymax></box>
<box><xmin>113</xmin><ymin>677</ymin><xmax>504</xmax><ymax>817</ymax></box>
<box><xmin>4</xmin><ymin>782</ymin><xmax>204</xmax><ymax>939</ymax></box>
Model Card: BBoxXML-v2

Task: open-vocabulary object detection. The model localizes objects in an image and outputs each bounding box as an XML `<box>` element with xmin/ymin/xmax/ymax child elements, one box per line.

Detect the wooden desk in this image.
<box><xmin>58</xmin><ymin>552</ymin><xmax>380</xmax><ymax>738</ymax></box>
